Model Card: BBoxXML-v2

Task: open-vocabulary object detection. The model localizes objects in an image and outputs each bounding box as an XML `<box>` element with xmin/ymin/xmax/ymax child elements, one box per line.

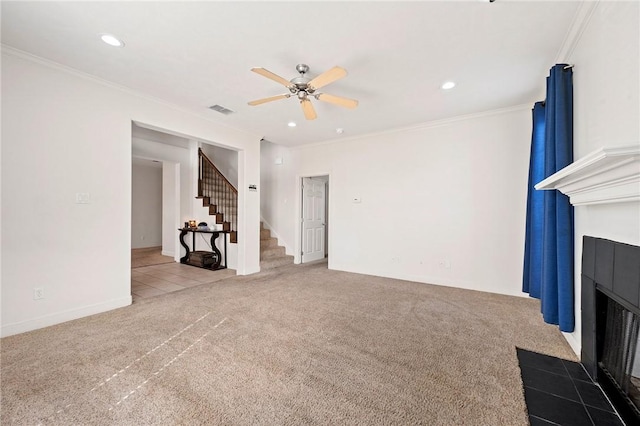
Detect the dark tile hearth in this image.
<box><xmin>517</xmin><ymin>348</ymin><xmax>624</xmax><ymax>426</ymax></box>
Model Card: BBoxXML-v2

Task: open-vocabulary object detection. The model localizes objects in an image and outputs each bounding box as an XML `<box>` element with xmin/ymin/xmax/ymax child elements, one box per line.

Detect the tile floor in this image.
<box><xmin>517</xmin><ymin>348</ymin><xmax>624</xmax><ymax>426</ymax></box>
<box><xmin>131</xmin><ymin>261</ymin><xmax>236</xmax><ymax>302</ymax></box>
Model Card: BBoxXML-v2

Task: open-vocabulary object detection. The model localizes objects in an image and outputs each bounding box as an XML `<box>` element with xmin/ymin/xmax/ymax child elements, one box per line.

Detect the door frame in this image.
<box><xmin>294</xmin><ymin>172</ymin><xmax>330</xmax><ymax>265</ymax></box>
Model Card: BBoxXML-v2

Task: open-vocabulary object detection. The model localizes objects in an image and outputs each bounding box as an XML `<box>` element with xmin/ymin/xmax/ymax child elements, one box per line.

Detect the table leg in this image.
<box><xmin>223</xmin><ymin>233</ymin><xmax>228</xmax><ymax>269</ymax></box>
<box><xmin>209</xmin><ymin>232</ymin><xmax>222</xmax><ymax>269</ymax></box>
<box><xmin>179</xmin><ymin>229</ymin><xmax>190</xmax><ymax>264</ymax></box>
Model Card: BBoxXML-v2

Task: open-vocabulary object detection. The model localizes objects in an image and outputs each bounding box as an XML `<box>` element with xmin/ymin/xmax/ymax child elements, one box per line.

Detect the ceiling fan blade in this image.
<box><xmin>308</xmin><ymin>66</ymin><xmax>347</xmax><ymax>90</ymax></box>
<box><xmin>251</xmin><ymin>67</ymin><xmax>293</xmax><ymax>88</ymax></box>
<box><xmin>248</xmin><ymin>94</ymin><xmax>290</xmax><ymax>106</ymax></box>
<box><xmin>316</xmin><ymin>93</ymin><xmax>359</xmax><ymax>109</ymax></box>
<box><xmin>300</xmin><ymin>99</ymin><xmax>317</xmax><ymax>120</ymax></box>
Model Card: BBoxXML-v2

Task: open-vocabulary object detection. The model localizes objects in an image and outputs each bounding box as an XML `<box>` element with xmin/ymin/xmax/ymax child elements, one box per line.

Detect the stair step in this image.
<box><xmin>260</xmin><ymin>255</ymin><xmax>294</xmax><ymax>270</ymax></box>
<box><xmin>202</xmin><ymin>203</ymin><xmax>237</xmax><ymax>213</ymax></box>
<box><xmin>257</xmin><ymin>222</ymin><xmax>291</xmax><ymax>269</ymax></box>
<box><xmin>260</xmin><ymin>228</ymin><xmax>271</xmax><ymax>240</ymax></box>
<box><xmin>260</xmin><ymin>246</ymin><xmax>286</xmax><ymax>259</ymax></box>
<box><xmin>260</xmin><ymin>238</ymin><xmax>278</xmax><ymax>249</ymax></box>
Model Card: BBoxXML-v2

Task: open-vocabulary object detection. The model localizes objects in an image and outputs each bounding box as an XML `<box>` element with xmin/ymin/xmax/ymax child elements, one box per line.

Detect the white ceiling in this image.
<box><xmin>1</xmin><ymin>1</ymin><xmax>581</xmax><ymax>147</ymax></box>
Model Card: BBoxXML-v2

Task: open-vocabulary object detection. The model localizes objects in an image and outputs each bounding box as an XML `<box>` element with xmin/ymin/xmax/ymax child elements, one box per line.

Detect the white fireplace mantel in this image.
<box><xmin>535</xmin><ymin>145</ymin><xmax>640</xmax><ymax>206</ymax></box>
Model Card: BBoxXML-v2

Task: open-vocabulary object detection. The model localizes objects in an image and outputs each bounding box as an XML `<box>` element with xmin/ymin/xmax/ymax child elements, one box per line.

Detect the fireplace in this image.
<box><xmin>582</xmin><ymin>236</ymin><xmax>640</xmax><ymax>424</ymax></box>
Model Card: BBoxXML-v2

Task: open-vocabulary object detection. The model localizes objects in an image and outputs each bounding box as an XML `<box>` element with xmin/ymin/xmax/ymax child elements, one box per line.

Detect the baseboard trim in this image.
<box><xmin>161</xmin><ymin>250</ymin><xmax>174</xmax><ymax>257</ymax></box>
<box><xmin>562</xmin><ymin>331</ymin><xmax>581</xmax><ymax>357</ymax></box>
<box><xmin>0</xmin><ymin>296</ymin><xmax>132</xmax><ymax>338</ymax></box>
<box><xmin>329</xmin><ymin>263</ymin><xmax>529</xmax><ymax>299</ymax></box>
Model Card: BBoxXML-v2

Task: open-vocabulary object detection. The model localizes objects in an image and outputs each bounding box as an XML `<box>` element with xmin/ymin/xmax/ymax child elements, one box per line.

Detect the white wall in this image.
<box><xmin>1</xmin><ymin>50</ymin><xmax>261</xmax><ymax>337</ymax></box>
<box><xmin>262</xmin><ymin>106</ymin><xmax>532</xmax><ymax>297</ymax></box>
<box><xmin>131</xmin><ymin>161</ymin><xmax>163</xmax><ymax>249</ymax></box>
<box><xmin>559</xmin><ymin>1</ymin><xmax>640</xmax><ymax>355</ymax></box>
<box><xmin>161</xmin><ymin>162</ymin><xmax>179</xmax><ymax>257</ymax></box>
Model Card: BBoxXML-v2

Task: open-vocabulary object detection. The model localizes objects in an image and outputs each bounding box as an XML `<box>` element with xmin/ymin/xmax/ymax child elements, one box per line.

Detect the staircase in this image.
<box><xmin>197</xmin><ymin>148</ymin><xmax>238</xmax><ymax>243</ymax></box>
<box><xmin>260</xmin><ymin>222</ymin><xmax>294</xmax><ymax>269</ymax></box>
<box><xmin>196</xmin><ymin>149</ymin><xmax>292</xmax><ymax>268</ymax></box>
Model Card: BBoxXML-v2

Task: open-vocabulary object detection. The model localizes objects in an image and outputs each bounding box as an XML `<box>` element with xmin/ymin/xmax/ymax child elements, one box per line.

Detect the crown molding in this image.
<box><xmin>1</xmin><ymin>44</ymin><xmax>185</xmax><ymax>111</ymax></box>
<box><xmin>554</xmin><ymin>0</ymin><xmax>599</xmax><ymax>63</ymax></box>
<box><xmin>535</xmin><ymin>144</ymin><xmax>640</xmax><ymax>206</ymax></box>
<box><xmin>1</xmin><ymin>44</ymin><xmax>259</xmax><ymax>141</ymax></box>
<box><xmin>291</xmin><ymin>103</ymin><xmax>532</xmax><ymax>151</ymax></box>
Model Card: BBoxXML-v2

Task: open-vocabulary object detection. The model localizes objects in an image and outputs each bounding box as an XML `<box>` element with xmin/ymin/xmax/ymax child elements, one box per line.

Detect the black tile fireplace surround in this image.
<box><xmin>582</xmin><ymin>236</ymin><xmax>640</xmax><ymax>425</ymax></box>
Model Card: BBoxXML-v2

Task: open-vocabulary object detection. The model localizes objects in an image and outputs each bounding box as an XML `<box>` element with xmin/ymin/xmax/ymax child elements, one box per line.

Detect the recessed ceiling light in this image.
<box><xmin>441</xmin><ymin>81</ymin><xmax>456</xmax><ymax>90</ymax></box>
<box><xmin>100</xmin><ymin>34</ymin><xmax>125</xmax><ymax>47</ymax></box>
<box><xmin>336</xmin><ymin>128</ymin><xmax>344</xmax><ymax>134</ymax></box>
<box><xmin>287</xmin><ymin>121</ymin><xmax>297</xmax><ymax>128</ymax></box>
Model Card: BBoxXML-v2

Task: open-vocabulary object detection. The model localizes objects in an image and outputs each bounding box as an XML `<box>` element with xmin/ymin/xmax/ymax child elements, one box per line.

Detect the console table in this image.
<box><xmin>178</xmin><ymin>228</ymin><xmax>228</xmax><ymax>270</ymax></box>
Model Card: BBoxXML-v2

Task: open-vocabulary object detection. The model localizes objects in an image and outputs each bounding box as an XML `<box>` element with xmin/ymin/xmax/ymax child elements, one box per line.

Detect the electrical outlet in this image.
<box><xmin>33</xmin><ymin>287</ymin><xmax>44</xmax><ymax>300</ymax></box>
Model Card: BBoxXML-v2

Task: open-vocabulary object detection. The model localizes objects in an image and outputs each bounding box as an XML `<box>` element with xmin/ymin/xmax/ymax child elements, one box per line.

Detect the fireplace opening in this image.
<box><xmin>596</xmin><ymin>290</ymin><xmax>640</xmax><ymax>422</ymax></box>
<box><xmin>582</xmin><ymin>236</ymin><xmax>640</xmax><ymax>426</ymax></box>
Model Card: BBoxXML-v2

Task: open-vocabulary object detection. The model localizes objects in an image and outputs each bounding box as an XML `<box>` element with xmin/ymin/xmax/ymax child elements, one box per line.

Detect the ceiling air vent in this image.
<box><xmin>208</xmin><ymin>104</ymin><xmax>235</xmax><ymax>115</ymax></box>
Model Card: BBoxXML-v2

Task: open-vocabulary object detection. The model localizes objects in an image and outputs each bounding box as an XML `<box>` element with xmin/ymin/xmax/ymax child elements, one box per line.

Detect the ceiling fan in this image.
<box><xmin>248</xmin><ymin>64</ymin><xmax>358</xmax><ymax>120</ymax></box>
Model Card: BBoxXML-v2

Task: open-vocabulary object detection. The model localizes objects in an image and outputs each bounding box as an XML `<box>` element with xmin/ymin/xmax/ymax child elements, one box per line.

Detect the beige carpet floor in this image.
<box><xmin>0</xmin><ymin>261</ymin><xmax>576</xmax><ymax>425</ymax></box>
<box><xmin>131</xmin><ymin>247</ymin><xmax>175</xmax><ymax>269</ymax></box>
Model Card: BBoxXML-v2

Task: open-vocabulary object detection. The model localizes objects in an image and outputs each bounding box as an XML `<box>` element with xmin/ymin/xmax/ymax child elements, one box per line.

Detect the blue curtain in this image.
<box><xmin>523</xmin><ymin>102</ymin><xmax>546</xmax><ymax>299</ymax></box>
<box><xmin>523</xmin><ymin>64</ymin><xmax>574</xmax><ymax>332</ymax></box>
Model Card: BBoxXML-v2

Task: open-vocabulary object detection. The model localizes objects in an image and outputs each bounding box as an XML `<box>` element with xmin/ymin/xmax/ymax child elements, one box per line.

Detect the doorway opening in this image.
<box><xmin>131</xmin><ymin>121</ymin><xmax>244</xmax><ymax>281</ymax></box>
<box><xmin>131</xmin><ymin>157</ymin><xmax>174</xmax><ymax>268</ymax></box>
<box><xmin>131</xmin><ymin>157</ymin><xmax>163</xmax><ymax>250</ymax></box>
<box><xmin>301</xmin><ymin>175</ymin><xmax>329</xmax><ymax>264</ymax></box>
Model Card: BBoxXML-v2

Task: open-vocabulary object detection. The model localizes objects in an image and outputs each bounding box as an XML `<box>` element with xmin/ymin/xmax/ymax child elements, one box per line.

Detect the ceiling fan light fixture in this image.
<box><xmin>441</xmin><ymin>81</ymin><xmax>456</xmax><ymax>90</ymax></box>
<box><xmin>100</xmin><ymin>34</ymin><xmax>125</xmax><ymax>47</ymax></box>
<box><xmin>249</xmin><ymin>64</ymin><xmax>357</xmax><ymax>120</ymax></box>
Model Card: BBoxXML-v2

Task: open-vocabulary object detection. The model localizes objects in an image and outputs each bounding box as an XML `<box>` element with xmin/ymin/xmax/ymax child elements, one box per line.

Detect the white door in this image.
<box><xmin>302</xmin><ymin>177</ymin><xmax>326</xmax><ymax>263</ymax></box>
